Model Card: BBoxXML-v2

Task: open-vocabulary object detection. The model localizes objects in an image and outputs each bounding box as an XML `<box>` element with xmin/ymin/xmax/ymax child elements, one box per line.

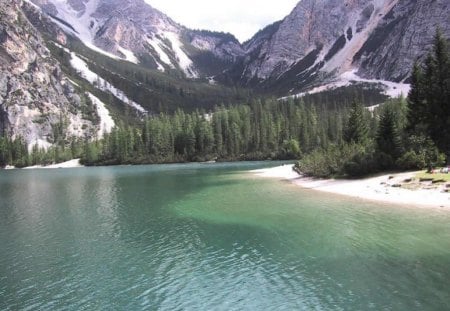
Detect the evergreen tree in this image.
<box><xmin>343</xmin><ymin>101</ymin><xmax>369</xmax><ymax>145</ymax></box>
<box><xmin>407</xmin><ymin>30</ymin><xmax>450</xmax><ymax>161</ymax></box>
<box><xmin>428</xmin><ymin>30</ymin><xmax>450</xmax><ymax>160</ymax></box>
<box><xmin>376</xmin><ymin>106</ymin><xmax>403</xmax><ymax>160</ymax></box>
<box><xmin>406</xmin><ymin>62</ymin><xmax>426</xmax><ymax>134</ymax></box>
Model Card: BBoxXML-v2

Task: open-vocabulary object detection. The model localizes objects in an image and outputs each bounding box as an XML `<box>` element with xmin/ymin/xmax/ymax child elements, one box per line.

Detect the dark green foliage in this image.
<box><xmin>396</xmin><ymin>150</ymin><xmax>426</xmax><ymax>170</ymax></box>
<box><xmin>398</xmin><ymin>135</ymin><xmax>445</xmax><ymax>171</ymax></box>
<box><xmin>296</xmin><ymin>143</ymin><xmax>377</xmax><ymax>178</ymax></box>
<box><xmin>303</xmin><ymin>84</ymin><xmax>388</xmax><ymax>108</ymax></box>
<box><xmin>48</xmin><ymin>35</ymin><xmax>252</xmax><ymax>114</ymax></box>
<box><xmin>79</xmin><ymin>97</ymin><xmax>348</xmax><ymax>165</ymax></box>
<box><xmin>406</xmin><ymin>62</ymin><xmax>426</xmax><ymax>133</ymax></box>
<box><xmin>0</xmin><ymin>132</ymin><xmax>87</xmax><ymax>168</ymax></box>
<box><xmin>0</xmin><ymin>136</ymin><xmax>28</xmax><ymax>168</ymax></box>
<box><xmin>281</xmin><ymin>139</ymin><xmax>301</xmax><ymax>159</ymax></box>
<box><xmin>344</xmin><ymin>101</ymin><xmax>369</xmax><ymax>144</ymax></box>
<box><xmin>295</xmin><ymin>30</ymin><xmax>448</xmax><ymax>178</ymax></box>
<box><xmin>407</xmin><ymin>30</ymin><xmax>450</xmax><ymax>160</ymax></box>
<box><xmin>376</xmin><ymin>105</ymin><xmax>403</xmax><ymax>161</ymax></box>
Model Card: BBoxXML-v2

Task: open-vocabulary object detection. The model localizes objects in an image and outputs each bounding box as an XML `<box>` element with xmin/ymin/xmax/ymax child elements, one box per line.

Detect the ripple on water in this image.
<box><xmin>1</xmin><ymin>164</ymin><xmax>450</xmax><ymax>310</ymax></box>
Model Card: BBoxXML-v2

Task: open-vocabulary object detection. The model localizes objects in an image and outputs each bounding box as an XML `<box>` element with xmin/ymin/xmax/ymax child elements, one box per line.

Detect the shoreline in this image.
<box><xmin>251</xmin><ymin>165</ymin><xmax>450</xmax><ymax>210</ymax></box>
<box><xmin>22</xmin><ymin>159</ymin><xmax>84</xmax><ymax>170</ymax></box>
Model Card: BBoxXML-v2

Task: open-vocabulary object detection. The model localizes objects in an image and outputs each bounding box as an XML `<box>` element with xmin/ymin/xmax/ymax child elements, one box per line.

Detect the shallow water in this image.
<box><xmin>0</xmin><ymin>162</ymin><xmax>449</xmax><ymax>310</ymax></box>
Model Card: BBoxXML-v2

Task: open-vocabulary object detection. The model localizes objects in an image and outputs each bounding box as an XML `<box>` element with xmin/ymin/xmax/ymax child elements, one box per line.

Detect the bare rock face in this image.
<box><xmin>0</xmin><ymin>0</ymin><xmax>99</xmax><ymax>147</ymax></box>
<box><xmin>32</xmin><ymin>0</ymin><xmax>449</xmax><ymax>89</ymax></box>
<box><xmin>238</xmin><ymin>0</ymin><xmax>450</xmax><ymax>92</ymax></box>
<box><xmin>31</xmin><ymin>0</ymin><xmax>245</xmax><ymax>78</ymax></box>
<box><xmin>241</xmin><ymin>0</ymin><xmax>384</xmax><ymax>80</ymax></box>
<box><xmin>354</xmin><ymin>0</ymin><xmax>450</xmax><ymax>81</ymax></box>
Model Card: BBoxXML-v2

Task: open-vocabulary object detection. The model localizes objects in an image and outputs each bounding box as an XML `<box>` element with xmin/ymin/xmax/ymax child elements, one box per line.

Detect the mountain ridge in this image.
<box><xmin>1</xmin><ymin>0</ymin><xmax>449</xmax><ymax>149</ymax></box>
<box><xmin>28</xmin><ymin>0</ymin><xmax>450</xmax><ymax>93</ymax></box>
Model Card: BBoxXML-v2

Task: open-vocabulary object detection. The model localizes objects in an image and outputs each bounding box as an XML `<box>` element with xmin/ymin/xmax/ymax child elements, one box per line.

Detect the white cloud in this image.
<box><xmin>144</xmin><ymin>0</ymin><xmax>299</xmax><ymax>42</ymax></box>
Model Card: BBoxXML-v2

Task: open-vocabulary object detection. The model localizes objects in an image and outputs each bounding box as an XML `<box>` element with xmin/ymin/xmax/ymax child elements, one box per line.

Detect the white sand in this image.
<box><xmin>23</xmin><ymin>159</ymin><xmax>83</xmax><ymax>170</ymax></box>
<box><xmin>252</xmin><ymin>165</ymin><xmax>450</xmax><ymax>209</ymax></box>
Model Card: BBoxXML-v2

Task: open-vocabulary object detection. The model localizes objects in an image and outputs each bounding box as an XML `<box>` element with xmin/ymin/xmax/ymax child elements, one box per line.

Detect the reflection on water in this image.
<box><xmin>0</xmin><ymin>162</ymin><xmax>449</xmax><ymax>310</ymax></box>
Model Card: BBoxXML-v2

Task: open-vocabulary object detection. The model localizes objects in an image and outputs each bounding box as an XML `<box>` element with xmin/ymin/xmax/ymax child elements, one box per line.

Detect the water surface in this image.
<box><xmin>1</xmin><ymin>162</ymin><xmax>449</xmax><ymax>310</ymax></box>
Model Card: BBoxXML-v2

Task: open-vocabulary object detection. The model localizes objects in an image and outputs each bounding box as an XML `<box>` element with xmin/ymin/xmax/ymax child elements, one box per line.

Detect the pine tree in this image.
<box><xmin>406</xmin><ymin>62</ymin><xmax>426</xmax><ymax>134</ymax></box>
<box><xmin>343</xmin><ymin>101</ymin><xmax>369</xmax><ymax>145</ymax></box>
<box><xmin>376</xmin><ymin>107</ymin><xmax>403</xmax><ymax>160</ymax></box>
<box><xmin>408</xmin><ymin>30</ymin><xmax>450</xmax><ymax>161</ymax></box>
<box><xmin>429</xmin><ymin>30</ymin><xmax>450</xmax><ymax>160</ymax></box>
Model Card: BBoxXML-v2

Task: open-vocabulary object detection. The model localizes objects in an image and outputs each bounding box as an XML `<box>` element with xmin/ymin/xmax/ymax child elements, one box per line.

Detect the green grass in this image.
<box><xmin>415</xmin><ymin>170</ymin><xmax>450</xmax><ymax>182</ymax></box>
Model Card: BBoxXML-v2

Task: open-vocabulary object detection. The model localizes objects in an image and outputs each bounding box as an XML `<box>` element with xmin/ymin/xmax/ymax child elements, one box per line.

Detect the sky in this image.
<box><xmin>144</xmin><ymin>0</ymin><xmax>299</xmax><ymax>42</ymax></box>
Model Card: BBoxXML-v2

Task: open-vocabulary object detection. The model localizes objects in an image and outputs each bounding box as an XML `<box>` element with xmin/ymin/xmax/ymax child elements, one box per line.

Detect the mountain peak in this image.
<box><xmin>234</xmin><ymin>0</ymin><xmax>449</xmax><ymax>95</ymax></box>
<box><xmin>30</xmin><ymin>0</ymin><xmax>245</xmax><ymax>78</ymax></box>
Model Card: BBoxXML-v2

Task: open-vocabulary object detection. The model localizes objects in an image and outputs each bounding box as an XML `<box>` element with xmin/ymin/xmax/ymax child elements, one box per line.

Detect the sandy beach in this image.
<box><xmin>252</xmin><ymin>165</ymin><xmax>450</xmax><ymax>209</ymax></box>
<box><xmin>23</xmin><ymin>159</ymin><xmax>84</xmax><ymax>169</ymax></box>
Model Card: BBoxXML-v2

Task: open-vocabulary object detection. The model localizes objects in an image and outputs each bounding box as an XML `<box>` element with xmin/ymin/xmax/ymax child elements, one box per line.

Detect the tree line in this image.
<box><xmin>82</xmin><ymin>97</ymin><xmax>348</xmax><ymax>165</ymax></box>
<box><xmin>0</xmin><ymin>94</ymin><xmax>352</xmax><ymax>168</ymax></box>
<box><xmin>0</xmin><ymin>136</ymin><xmax>85</xmax><ymax>168</ymax></box>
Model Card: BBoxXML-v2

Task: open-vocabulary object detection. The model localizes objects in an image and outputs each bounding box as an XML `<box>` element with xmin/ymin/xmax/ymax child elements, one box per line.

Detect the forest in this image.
<box><xmin>0</xmin><ymin>32</ymin><xmax>448</xmax><ymax>177</ymax></box>
<box><xmin>297</xmin><ymin>31</ymin><xmax>449</xmax><ymax>177</ymax></box>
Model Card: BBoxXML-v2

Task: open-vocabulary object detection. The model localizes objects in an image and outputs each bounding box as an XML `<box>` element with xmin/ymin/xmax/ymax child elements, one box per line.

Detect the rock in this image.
<box><xmin>0</xmin><ymin>0</ymin><xmax>99</xmax><ymax>148</ymax></box>
<box><xmin>31</xmin><ymin>0</ymin><xmax>245</xmax><ymax>78</ymax></box>
<box><xmin>432</xmin><ymin>179</ymin><xmax>446</xmax><ymax>184</ymax></box>
<box><xmin>420</xmin><ymin>178</ymin><xmax>434</xmax><ymax>182</ymax></box>
<box><xmin>233</xmin><ymin>0</ymin><xmax>450</xmax><ymax>92</ymax></box>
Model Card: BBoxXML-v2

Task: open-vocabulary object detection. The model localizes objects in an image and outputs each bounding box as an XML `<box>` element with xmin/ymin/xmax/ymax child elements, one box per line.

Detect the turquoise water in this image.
<box><xmin>0</xmin><ymin>162</ymin><xmax>449</xmax><ymax>310</ymax></box>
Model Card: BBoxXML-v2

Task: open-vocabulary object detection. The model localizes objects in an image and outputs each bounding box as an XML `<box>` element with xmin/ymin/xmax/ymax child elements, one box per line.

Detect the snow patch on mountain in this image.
<box><xmin>147</xmin><ymin>32</ymin><xmax>199</xmax><ymax>77</ymax></box>
<box><xmin>341</xmin><ymin>70</ymin><xmax>410</xmax><ymax>98</ymax></box>
<box><xmin>45</xmin><ymin>0</ymin><xmax>141</xmax><ymax>64</ymax></box>
<box><xmin>50</xmin><ymin>0</ymin><xmax>98</xmax><ymax>42</ymax></box>
<box><xmin>33</xmin><ymin>139</ymin><xmax>53</xmax><ymax>150</ymax></box>
<box><xmin>45</xmin><ymin>0</ymin><xmax>199</xmax><ymax>76</ymax></box>
<box><xmin>23</xmin><ymin>0</ymin><xmax>41</xmax><ymax>10</ymax></box>
<box><xmin>164</xmin><ymin>32</ymin><xmax>198</xmax><ymax>78</ymax></box>
<box><xmin>287</xmin><ymin>70</ymin><xmax>410</xmax><ymax>99</ymax></box>
<box><xmin>87</xmin><ymin>93</ymin><xmax>115</xmax><ymax>137</ymax></box>
<box><xmin>57</xmin><ymin>43</ymin><xmax>147</xmax><ymax>113</ymax></box>
<box><xmin>147</xmin><ymin>36</ymin><xmax>174</xmax><ymax>70</ymax></box>
<box><xmin>117</xmin><ymin>46</ymin><xmax>139</xmax><ymax>64</ymax></box>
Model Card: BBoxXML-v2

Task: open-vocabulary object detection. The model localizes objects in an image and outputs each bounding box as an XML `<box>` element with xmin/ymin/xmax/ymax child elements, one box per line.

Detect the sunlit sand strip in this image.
<box><xmin>252</xmin><ymin>165</ymin><xmax>450</xmax><ymax>209</ymax></box>
<box><xmin>23</xmin><ymin>159</ymin><xmax>84</xmax><ymax>169</ymax></box>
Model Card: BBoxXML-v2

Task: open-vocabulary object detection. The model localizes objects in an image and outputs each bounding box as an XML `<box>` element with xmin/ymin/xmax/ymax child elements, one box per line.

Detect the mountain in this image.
<box><xmin>28</xmin><ymin>0</ymin><xmax>450</xmax><ymax>95</ymax></box>
<box><xmin>29</xmin><ymin>0</ymin><xmax>244</xmax><ymax>78</ymax></box>
<box><xmin>1</xmin><ymin>0</ymin><xmax>449</xmax><ymax>149</ymax></box>
<box><xmin>0</xmin><ymin>0</ymin><xmax>108</xmax><ymax>147</ymax></box>
<box><xmin>231</xmin><ymin>0</ymin><xmax>450</xmax><ymax>96</ymax></box>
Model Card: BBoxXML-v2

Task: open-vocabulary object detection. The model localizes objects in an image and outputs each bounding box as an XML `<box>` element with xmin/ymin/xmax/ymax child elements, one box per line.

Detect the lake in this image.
<box><xmin>1</xmin><ymin>162</ymin><xmax>449</xmax><ymax>310</ymax></box>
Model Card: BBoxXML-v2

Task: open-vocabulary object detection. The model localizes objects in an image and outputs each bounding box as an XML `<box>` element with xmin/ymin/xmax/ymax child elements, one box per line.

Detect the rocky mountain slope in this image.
<box><xmin>29</xmin><ymin>0</ymin><xmax>244</xmax><ymax>78</ymax></box>
<box><xmin>28</xmin><ymin>0</ymin><xmax>450</xmax><ymax>95</ymax></box>
<box><xmin>0</xmin><ymin>0</ymin><xmax>111</xmax><ymax>147</ymax></box>
<box><xmin>1</xmin><ymin>0</ymin><xmax>449</xmax><ymax>148</ymax></box>
<box><xmin>233</xmin><ymin>0</ymin><xmax>450</xmax><ymax>95</ymax></box>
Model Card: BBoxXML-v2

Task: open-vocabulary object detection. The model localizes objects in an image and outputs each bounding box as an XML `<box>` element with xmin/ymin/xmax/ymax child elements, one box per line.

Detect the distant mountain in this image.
<box><xmin>1</xmin><ymin>0</ymin><xmax>449</xmax><ymax>148</ymax></box>
<box><xmin>230</xmin><ymin>0</ymin><xmax>450</xmax><ymax>96</ymax></box>
<box><xmin>29</xmin><ymin>0</ymin><xmax>244</xmax><ymax>78</ymax></box>
<box><xmin>29</xmin><ymin>0</ymin><xmax>450</xmax><ymax>95</ymax></box>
